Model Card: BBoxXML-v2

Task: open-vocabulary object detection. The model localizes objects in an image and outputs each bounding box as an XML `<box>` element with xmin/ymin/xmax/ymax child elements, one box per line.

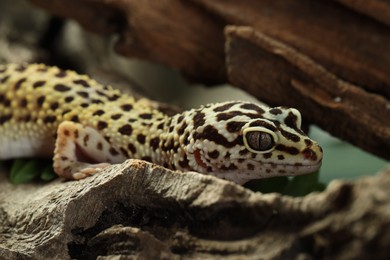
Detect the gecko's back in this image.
<box><xmin>0</xmin><ymin>63</ymin><xmax>152</xmax><ymax>159</ymax></box>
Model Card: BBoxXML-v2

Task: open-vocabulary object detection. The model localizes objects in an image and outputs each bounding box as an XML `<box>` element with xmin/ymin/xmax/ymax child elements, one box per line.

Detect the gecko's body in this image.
<box><xmin>0</xmin><ymin>64</ymin><xmax>322</xmax><ymax>184</ymax></box>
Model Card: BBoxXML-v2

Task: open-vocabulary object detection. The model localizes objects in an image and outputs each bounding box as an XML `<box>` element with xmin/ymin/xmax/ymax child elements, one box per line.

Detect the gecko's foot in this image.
<box><xmin>71</xmin><ymin>163</ymin><xmax>111</xmax><ymax>180</ymax></box>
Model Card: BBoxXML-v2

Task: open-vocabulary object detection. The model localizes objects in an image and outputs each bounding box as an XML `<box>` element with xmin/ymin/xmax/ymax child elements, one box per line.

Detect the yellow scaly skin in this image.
<box><xmin>0</xmin><ymin>64</ymin><xmax>323</xmax><ymax>184</ymax></box>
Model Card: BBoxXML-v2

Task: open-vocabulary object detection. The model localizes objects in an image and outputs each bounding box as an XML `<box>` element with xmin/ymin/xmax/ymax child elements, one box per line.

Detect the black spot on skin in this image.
<box><xmin>183</xmin><ymin>133</ymin><xmax>190</xmax><ymax>145</ymax></box>
<box><xmin>208</xmin><ymin>150</ymin><xmax>219</xmax><ymax>159</ymax></box>
<box><xmin>220</xmin><ymin>164</ymin><xmax>238</xmax><ymax>171</ymax></box>
<box><xmin>50</xmin><ymin>102</ymin><xmax>59</xmax><ymax>110</ymax></box>
<box><xmin>37</xmin><ymin>96</ymin><xmax>45</xmax><ymax>107</ymax></box>
<box><xmin>249</xmin><ymin>120</ymin><xmax>277</xmax><ymax>131</ymax></box>
<box><xmin>263</xmin><ymin>153</ymin><xmax>272</xmax><ymax>159</ymax></box>
<box><xmin>269</xmin><ymin>108</ymin><xmax>283</xmax><ymax>115</ymax></box>
<box><xmin>61</xmin><ymin>156</ymin><xmax>68</xmax><ymax>161</ymax></box>
<box><xmin>128</xmin><ymin>118</ymin><xmax>137</xmax><ymax>123</ymax></box>
<box><xmin>64</xmin><ymin>96</ymin><xmax>74</xmax><ymax>103</ymax></box>
<box><xmin>118</xmin><ymin>124</ymin><xmax>133</xmax><ymax>135</ymax></box>
<box><xmin>137</xmin><ymin>134</ymin><xmax>146</xmax><ymax>144</ymax></box>
<box><xmin>169</xmin><ymin>126</ymin><xmax>174</xmax><ymax>132</ymax></box>
<box><xmin>33</xmin><ymin>81</ymin><xmax>46</xmax><ymax>88</ymax></box>
<box><xmin>177</xmin><ymin>115</ymin><xmax>184</xmax><ymax>123</ymax></box>
<box><xmin>0</xmin><ymin>76</ymin><xmax>9</xmax><ymax>84</ymax></box>
<box><xmin>0</xmin><ymin>94</ymin><xmax>4</xmax><ymax>103</ymax></box>
<box><xmin>55</xmin><ymin>70</ymin><xmax>67</xmax><ymax>78</ymax></box>
<box><xmin>43</xmin><ymin>115</ymin><xmax>56</xmax><ymax>124</ymax></box>
<box><xmin>91</xmin><ymin>99</ymin><xmax>103</xmax><ymax>104</ymax></box>
<box><xmin>20</xmin><ymin>98</ymin><xmax>27</xmax><ymax>108</ymax></box>
<box><xmin>157</xmin><ymin>122</ymin><xmax>164</xmax><ymax>130</ymax></box>
<box><xmin>266</xmin><ymin>169</ymin><xmax>271</xmax><ymax>173</ymax></box>
<box><xmin>109</xmin><ymin>147</ymin><xmax>119</xmax><ymax>156</ymax></box>
<box><xmin>54</xmin><ymin>84</ymin><xmax>71</xmax><ymax>92</ymax></box>
<box><xmin>96</xmin><ymin>90</ymin><xmax>108</xmax><ymax>98</ymax></box>
<box><xmin>216</xmin><ymin>111</ymin><xmax>259</xmax><ymax>121</ymax></box>
<box><xmin>139</xmin><ymin>113</ymin><xmax>153</xmax><ymax>120</ymax></box>
<box><xmin>141</xmin><ymin>156</ymin><xmax>152</xmax><ymax>162</ymax></box>
<box><xmin>97</xmin><ymin>142</ymin><xmax>103</xmax><ymax>150</ymax></box>
<box><xmin>275</xmin><ymin>145</ymin><xmax>300</xmax><ymax>155</ymax></box>
<box><xmin>121</xmin><ymin>104</ymin><xmax>133</xmax><ymax>111</ymax></box>
<box><xmin>108</xmin><ymin>94</ymin><xmax>120</xmax><ymax>101</ymax></box>
<box><xmin>74</xmin><ymin>130</ymin><xmax>79</xmax><ymax>139</ymax></box>
<box><xmin>81</xmin><ymin>103</ymin><xmax>89</xmax><ymax>108</ymax></box>
<box><xmin>278</xmin><ymin>169</ymin><xmax>286</xmax><ymax>174</ymax></box>
<box><xmin>62</xmin><ymin>110</ymin><xmax>71</xmax><ymax>116</ymax></box>
<box><xmin>277</xmin><ymin>155</ymin><xmax>285</xmax><ymax>160</ymax></box>
<box><xmin>239</xmin><ymin>149</ymin><xmax>249</xmax><ymax>155</ymax></box>
<box><xmin>177</xmin><ymin>122</ymin><xmax>187</xmax><ymax>135</ymax></box>
<box><xmin>162</xmin><ymin>139</ymin><xmax>174</xmax><ymax>152</ymax></box>
<box><xmin>304</xmin><ymin>139</ymin><xmax>313</xmax><ymax>146</ymax></box>
<box><xmin>285</xmin><ymin>111</ymin><xmax>299</xmax><ymax>129</ymax></box>
<box><xmin>225</xmin><ymin>152</ymin><xmax>231</xmax><ymax>159</ymax></box>
<box><xmin>3</xmin><ymin>98</ymin><xmax>10</xmax><ymax>107</ymax></box>
<box><xmin>127</xmin><ymin>143</ymin><xmax>136</xmax><ymax>154</ymax></box>
<box><xmin>150</xmin><ymin>137</ymin><xmax>160</xmax><ymax>150</ymax></box>
<box><xmin>77</xmin><ymin>91</ymin><xmax>89</xmax><ymax>98</ymax></box>
<box><xmin>213</xmin><ymin>102</ymin><xmax>238</xmax><ymax>112</ymax></box>
<box><xmin>93</xmin><ymin>110</ymin><xmax>105</xmax><ymax>116</ymax></box>
<box><xmin>193</xmin><ymin>125</ymin><xmax>243</xmax><ymax>148</ymax></box>
<box><xmin>15</xmin><ymin>64</ymin><xmax>26</xmax><ymax>72</ymax></box>
<box><xmin>71</xmin><ymin>115</ymin><xmax>79</xmax><ymax>123</ymax></box>
<box><xmin>279</xmin><ymin>128</ymin><xmax>300</xmax><ymax>142</ymax></box>
<box><xmin>14</xmin><ymin>78</ymin><xmax>26</xmax><ymax>90</ymax></box>
<box><xmin>193</xmin><ymin>111</ymin><xmax>205</xmax><ymax>128</ymax></box>
<box><xmin>240</xmin><ymin>103</ymin><xmax>265</xmax><ymax>114</ymax></box>
<box><xmin>97</xmin><ymin>121</ymin><xmax>108</xmax><ymax>130</ymax></box>
<box><xmin>111</xmin><ymin>114</ymin><xmax>122</xmax><ymax>120</ymax></box>
<box><xmin>0</xmin><ymin>114</ymin><xmax>12</xmax><ymax>124</ymax></box>
<box><xmin>120</xmin><ymin>147</ymin><xmax>129</xmax><ymax>157</ymax></box>
<box><xmin>226</xmin><ymin>121</ymin><xmax>245</xmax><ymax>133</ymax></box>
<box><xmin>247</xmin><ymin>164</ymin><xmax>255</xmax><ymax>170</ymax></box>
<box><xmin>83</xmin><ymin>134</ymin><xmax>89</xmax><ymax>146</ymax></box>
<box><xmin>24</xmin><ymin>114</ymin><xmax>31</xmax><ymax>122</ymax></box>
<box><xmin>73</xmin><ymin>79</ymin><xmax>90</xmax><ymax>88</ymax></box>
<box><xmin>179</xmin><ymin>156</ymin><xmax>190</xmax><ymax>168</ymax></box>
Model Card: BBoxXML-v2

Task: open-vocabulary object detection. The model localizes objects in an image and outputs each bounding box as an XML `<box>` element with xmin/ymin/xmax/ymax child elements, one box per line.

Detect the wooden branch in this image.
<box><xmin>1</xmin><ymin>161</ymin><xmax>389</xmax><ymax>258</ymax></box>
<box><xmin>225</xmin><ymin>26</ymin><xmax>390</xmax><ymax>160</ymax></box>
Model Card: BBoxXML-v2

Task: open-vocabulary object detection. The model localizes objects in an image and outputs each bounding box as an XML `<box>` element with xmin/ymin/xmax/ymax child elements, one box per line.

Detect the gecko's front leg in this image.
<box><xmin>53</xmin><ymin>121</ymin><xmax>126</xmax><ymax>180</ymax></box>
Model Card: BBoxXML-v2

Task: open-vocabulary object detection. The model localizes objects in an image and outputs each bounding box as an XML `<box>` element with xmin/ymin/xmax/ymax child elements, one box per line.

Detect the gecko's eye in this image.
<box><xmin>243</xmin><ymin>127</ymin><xmax>277</xmax><ymax>153</ymax></box>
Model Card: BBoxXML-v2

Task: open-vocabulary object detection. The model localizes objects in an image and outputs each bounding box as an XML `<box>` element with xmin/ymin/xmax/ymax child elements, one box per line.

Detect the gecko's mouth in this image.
<box><xmin>194</xmin><ymin>149</ymin><xmax>208</xmax><ymax>169</ymax></box>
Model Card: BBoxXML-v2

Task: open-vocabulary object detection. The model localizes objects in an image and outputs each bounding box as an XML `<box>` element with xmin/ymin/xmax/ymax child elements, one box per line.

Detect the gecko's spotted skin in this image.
<box><xmin>0</xmin><ymin>64</ymin><xmax>323</xmax><ymax>184</ymax></box>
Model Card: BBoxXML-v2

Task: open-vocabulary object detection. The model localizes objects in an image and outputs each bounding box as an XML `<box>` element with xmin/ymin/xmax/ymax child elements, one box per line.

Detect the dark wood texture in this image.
<box><xmin>27</xmin><ymin>0</ymin><xmax>390</xmax><ymax>159</ymax></box>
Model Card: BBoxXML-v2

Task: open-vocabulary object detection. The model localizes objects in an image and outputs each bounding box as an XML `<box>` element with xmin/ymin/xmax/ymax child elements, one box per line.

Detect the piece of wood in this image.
<box><xmin>225</xmin><ymin>26</ymin><xmax>390</xmax><ymax>160</ymax></box>
<box><xmin>1</xmin><ymin>161</ymin><xmax>390</xmax><ymax>259</ymax></box>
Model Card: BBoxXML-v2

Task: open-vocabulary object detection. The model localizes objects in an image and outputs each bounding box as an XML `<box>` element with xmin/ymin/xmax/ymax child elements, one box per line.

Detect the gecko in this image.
<box><xmin>0</xmin><ymin>63</ymin><xmax>323</xmax><ymax>184</ymax></box>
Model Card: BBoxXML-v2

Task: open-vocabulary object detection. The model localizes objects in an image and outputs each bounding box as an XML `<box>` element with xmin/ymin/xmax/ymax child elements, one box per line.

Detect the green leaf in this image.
<box><xmin>282</xmin><ymin>171</ymin><xmax>320</xmax><ymax>197</ymax></box>
<box><xmin>10</xmin><ymin>159</ymin><xmax>44</xmax><ymax>184</ymax></box>
<box><xmin>40</xmin><ymin>164</ymin><xmax>57</xmax><ymax>181</ymax></box>
<box><xmin>245</xmin><ymin>176</ymin><xmax>289</xmax><ymax>193</ymax></box>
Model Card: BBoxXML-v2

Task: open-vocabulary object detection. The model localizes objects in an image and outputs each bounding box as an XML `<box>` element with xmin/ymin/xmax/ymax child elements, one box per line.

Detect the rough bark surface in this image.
<box><xmin>1</xmin><ymin>160</ymin><xmax>390</xmax><ymax>259</ymax></box>
<box><xmin>27</xmin><ymin>0</ymin><xmax>390</xmax><ymax>161</ymax></box>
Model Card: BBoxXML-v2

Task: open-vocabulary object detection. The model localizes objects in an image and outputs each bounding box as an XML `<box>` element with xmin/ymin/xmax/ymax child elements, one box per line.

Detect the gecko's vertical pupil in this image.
<box><xmin>246</xmin><ymin>131</ymin><xmax>274</xmax><ymax>151</ymax></box>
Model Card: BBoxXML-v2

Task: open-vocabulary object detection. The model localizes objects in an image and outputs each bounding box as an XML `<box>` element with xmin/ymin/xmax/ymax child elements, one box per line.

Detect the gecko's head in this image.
<box><xmin>185</xmin><ymin>101</ymin><xmax>323</xmax><ymax>184</ymax></box>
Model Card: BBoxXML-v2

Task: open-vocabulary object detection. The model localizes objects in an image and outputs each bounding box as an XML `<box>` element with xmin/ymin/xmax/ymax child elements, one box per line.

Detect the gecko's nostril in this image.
<box><xmin>302</xmin><ymin>148</ymin><xmax>317</xmax><ymax>161</ymax></box>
